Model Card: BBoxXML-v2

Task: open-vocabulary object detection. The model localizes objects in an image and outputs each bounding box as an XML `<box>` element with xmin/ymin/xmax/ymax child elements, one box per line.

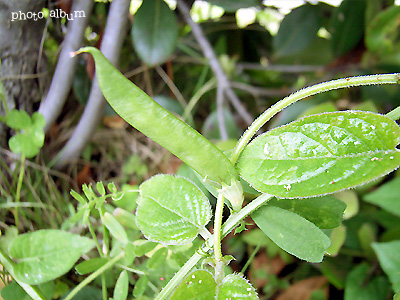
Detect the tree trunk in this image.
<box><xmin>0</xmin><ymin>0</ymin><xmax>47</xmax><ymax>147</ymax></box>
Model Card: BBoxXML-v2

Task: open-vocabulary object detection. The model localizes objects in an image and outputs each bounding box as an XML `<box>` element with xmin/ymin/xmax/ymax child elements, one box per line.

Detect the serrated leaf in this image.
<box><xmin>217</xmin><ymin>273</ymin><xmax>258</xmax><ymax>299</ymax></box>
<box><xmin>372</xmin><ymin>241</ymin><xmax>400</xmax><ymax>292</ymax></box>
<box><xmin>266</xmin><ymin>195</ymin><xmax>346</xmax><ymax>229</ymax></box>
<box><xmin>252</xmin><ymin>206</ymin><xmax>331</xmax><ymax>262</ymax></box>
<box><xmin>363</xmin><ymin>176</ymin><xmax>400</xmax><ymax>217</ymax></box>
<box><xmin>170</xmin><ymin>269</ymin><xmax>216</xmax><ymax>300</ymax></box>
<box><xmin>5</xmin><ymin>109</ymin><xmax>31</xmax><ymax>130</ymax></box>
<box><xmin>136</xmin><ymin>175</ymin><xmax>211</xmax><ymax>245</ymax></box>
<box><xmin>101</xmin><ymin>212</ymin><xmax>128</xmax><ymax>243</ymax></box>
<box><xmin>131</xmin><ymin>0</ymin><xmax>178</xmax><ymax>66</ymax></box>
<box><xmin>237</xmin><ymin>111</ymin><xmax>400</xmax><ymax>198</ymax></box>
<box><xmin>114</xmin><ymin>270</ymin><xmax>129</xmax><ymax>300</ymax></box>
<box><xmin>274</xmin><ymin>4</ymin><xmax>321</xmax><ymax>58</ymax></box>
<box><xmin>9</xmin><ymin>229</ymin><xmax>95</xmax><ymax>285</ymax></box>
<box><xmin>330</xmin><ymin>0</ymin><xmax>366</xmax><ymax>57</ymax></box>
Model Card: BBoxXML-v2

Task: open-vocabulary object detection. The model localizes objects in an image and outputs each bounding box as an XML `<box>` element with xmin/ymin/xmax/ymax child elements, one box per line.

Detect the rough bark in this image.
<box><xmin>0</xmin><ymin>0</ymin><xmax>47</xmax><ymax>146</ymax></box>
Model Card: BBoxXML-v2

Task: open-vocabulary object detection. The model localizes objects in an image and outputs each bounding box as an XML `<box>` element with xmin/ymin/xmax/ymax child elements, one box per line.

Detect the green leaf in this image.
<box><xmin>330</xmin><ymin>0</ymin><xmax>366</xmax><ymax>56</ymax></box>
<box><xmin>76</xmin><ymin>47</ymin><xmax>239</xmax><ymax>186</ymax></box>
<box><xmin>217</xmin><ymin>273</ymin><xmax>258</xmax><ymax>299</ymax></box>
<box><xmin>101</xmin><ymin>212</ymin><xmax>128</xmax><ymax>243</ymax></box>
<box><xmin>8</xmin><ymin>133</ymin><xmax>40</xmax><ymax>158</ymax></box>
<box><xmin>344</xmin><ymin>263</ymin><xmax>391</xmax><ymax>300</ymax></box>
<box><xmin>96</xmin><ymin>181</ymin><xmax>106</xmax><ymax>196</ymax></box>
<box><xmin>131</xmin><ymin>0</ymin><xmax>178</xmax><ymax>66</ymax></box>
<box><xmin>113</xmin><ymin>270</ymin><xmax>129</xmax><ymax>300</ymax></box>
<box><xmin>266</xmin><ymin>195</ymin><xmax>346</xmax><ymax>229</ymax></box>
<box><xmin>75</xmin><ymin>257</ymin><xmax>108</xmax><ymax>275</ymax></box>
<box><xmin>133</xmin><ymin>240</ymin><xmax>157</xmax><ymax>257</ymax></box>
<box><xmin>133</xmin><ymin>275</ymin><xmax>148</xmax><ymax>297</ymax></box>
<box><xmin>252</xmin><ymin>206</ymin><xmax>331</xmax><ymax>262</ymax></box>
<box><xmin>325</xmin><ymin>225</ymin><xmax>346</xmax><ymax>256</ymax></box>
<box><xmin>147</xmin><ymin>247</ymin><xmax>168</xmax><ymax>270</ymax></box>
<box><xmin>366</xmin><ymin>6</ymin><xmax>400</xmax><ymax>54</ymax></box>
<box><xmin>206</xmin><ymin>0</ymin><xmax>259</xmax><ymax>12</ymax></box>
<box><xmin>5</xmin><ymin>109</ymin><xmax>31</xmax><ymax>130</ymax></box>
<box><xmin>136</xmin><ymin>175</ymin><xmax>211</xmax><ymax>245</ymax></box>
<box><xmin>273</xmin><ymin>4</ymin><xmax>321</xmax><ymax>58</ymax></box>
<box><xmin>372</xmin><ymin>241</ymin><xmax>400</xmax><ymax>292</ymax></box>
<box><xmin>363</xmin><ymin>177</ymin><xmax>400</xmax><ymax>217</ymax></box>
<box><xmin>170</xmin><ymin>269</ymin><xmax>216</xmax><ymax>300</ymax></box>
<box><xmin>237</xmin><ymin>111</ymin><xmax>400</xmax><ymax>198</ymax></box>
<box><xmin>9</xmin><ymin>229</ymin><xmax>95</xmax><ymax>285</ymax></box>
<box><xmin>1</xmin><ymin>281</ymin><xmax>54</xmax><ymax>300</ymax></box>
<box><xmin>335</xmin><ymin>190</ymin><xmax>359</xmax><ymax>220</ymax></box>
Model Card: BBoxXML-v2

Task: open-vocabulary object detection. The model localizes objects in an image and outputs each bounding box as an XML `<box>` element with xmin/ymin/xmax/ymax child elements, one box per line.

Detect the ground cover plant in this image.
<box><xmin>1</xmin><ymin>1</ymin><xmax>400</xmax><ymax>299</ymax></box>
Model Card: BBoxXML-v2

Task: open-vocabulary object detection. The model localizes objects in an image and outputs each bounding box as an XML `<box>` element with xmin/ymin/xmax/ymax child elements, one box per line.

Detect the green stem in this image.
<box><xmin>154</xmin><ymin>193</ymin><xmax>273</xmax><ymax>300</ymax></box>
<box><xmin>230</xmin><ymin>73</ymin><xmax>400</xmax><ymax>164</ymax></box>
<box><xmin>386</xmin><ymin>105</ymin><xmax>400</xmax><ymax>121</ymax></box>
<box><xmin>14</xmin><ymin>155</ymin><xmax>26</xmax><ymax>229</ymax></box>
<box><xmin>88</xmin><ymin>220</ymin><xmax>103</xmax><ymax>257</ymax></box>
<box><xmin>101</xmin><ymin>273</ymin><xmax>107</xmax><ymax>300</ymax></box>
<box><xmin>0</xmin><ymin>248</ymin><xmax>47</xmax><ymax>300</ymax></box>
<box><xmin>64</xmin><ymin>252</ymin><xmax>124</xmax><ymax>300</ymax></box>
<box><xmin>182</xmin><ymin>78</ymin><xmax>217</xmax><ymax>121</ymax></box>
<box><xmin>241</xmin><ymin>244</ymin><xmax>261</xmax><ymax>274</ymax></box>
<box><xmin>214</xmin><ymin>193</ymin><xmax>225</xmax><ymax>284</ymax></box>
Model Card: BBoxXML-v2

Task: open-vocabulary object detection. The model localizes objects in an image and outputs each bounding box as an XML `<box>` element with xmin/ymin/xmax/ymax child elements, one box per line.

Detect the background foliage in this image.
<box><xmin>1</xmin><ymin>0</ymin><xmax>400</xmax><ymax>299</ymax></box>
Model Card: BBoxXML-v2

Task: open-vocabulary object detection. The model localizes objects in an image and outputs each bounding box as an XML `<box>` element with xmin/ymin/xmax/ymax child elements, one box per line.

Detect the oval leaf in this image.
<box><xmin>5</xmin><ymin>109</ymin><xmax>31</xmax><ymax>130</ymax></box>
<box><xmin>274</xmin><ymin>4</ymin><xmax>321</xmax><ymax>58</ymax></box>
<box><xmin>131</xmin><ymin>0</ymin><xmax>178</xmax><ymax>66</ymax></box>
<box><xmin>136</xmin><ymin>175</ymin><xmax>212</xmax><ymax>245</ymax></box>
<box><xmin>266</xmin><ymin>196</ymin><xmax>346</xmax><ymax>229</ymax></box>
<box><xmin>372</xmin><ymin>241</ymin><xmax>400</xmax><ymax>292</ymax></box>
<box><xmin>101</xmin><ymin>212</ymin><xmax>128</xmax><ymax>243</ymax></box>
<box><xmin>114</xmin><ymin>270</ymin><xmax>129</xmax><ymax>300</ymax></box>
<box><xmin>252</xmin><ymin>206</ymin><xmax>331</xmax><ymax>262</ymax></box>
<box><xmin>9</xmin><ymin>229</ymin><xmax>95</xmax><ymax>285</ymax></box>
<box><xmin>237</xmin><ymin>111</ymin><xmax>400</xmax><ymax>198</ymax></box>
<box><xmin>76</xmin><ymin>47</ymin><xmax>239</xmax><ymax>185</ymax></box>
<box><xmin>217</xmin><ymin>273</ymin><xmax>258</xmax><ymax>300</ymax></box>
<box><xmin>170</xmin><ymin>269</ymin><xmax>216</xmax><ymax>300</ymax></box>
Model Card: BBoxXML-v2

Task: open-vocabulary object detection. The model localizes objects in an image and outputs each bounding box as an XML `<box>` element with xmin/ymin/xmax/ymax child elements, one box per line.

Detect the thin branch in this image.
<box><xmin>155</xmin><ymin>66</ymin><xmax>187</xmax><ymax>107</ymax></box>
<box><xmin>54</xmin><ymin>0</ymin><xmax>131</xmax><ymax>169</ymax></box>
<box><xmin>216</xmin><ymin>85</ymin><xmax>228</xmax><ymax>140</ymax></box>
<box><xmin>236</xmin><ymin>62</ymin><xmax>324</xmax><ymax>73</ymax></box>
<box><xmin>176</xmin><ymin>0</ymin><xmax>253</xmax><ymax>126</ymax></box>
<box><xmin>38</xmin><ymin>0</ymin><xmax>94</xmax><ymax>132</ymax></box>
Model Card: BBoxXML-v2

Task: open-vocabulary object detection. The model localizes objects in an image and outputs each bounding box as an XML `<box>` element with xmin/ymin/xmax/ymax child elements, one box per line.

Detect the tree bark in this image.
<box><xmin>0</xmin><ymin>0</ymin><xmax>47</xmax><ymax>146</ymax></box>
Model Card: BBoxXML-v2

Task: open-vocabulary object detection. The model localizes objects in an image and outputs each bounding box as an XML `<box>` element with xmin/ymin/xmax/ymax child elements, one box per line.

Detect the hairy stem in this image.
<box><xmin>14</xmin><ymin>155</ymin><xmax>25</xmax><ymax>229</ymax></box>
<box><xmin>214</xmin><ymin>193</ymin><xmax>225</xmax><ymax>284</ymax></box>
<box><xmin>230</xmin><ymin>73</ymin><xmax>400</xmax><ymax>164</ymax></box>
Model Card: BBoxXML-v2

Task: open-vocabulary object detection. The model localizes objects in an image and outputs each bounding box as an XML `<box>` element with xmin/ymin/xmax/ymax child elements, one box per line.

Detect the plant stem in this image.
<box><xmin>64</xmin><ymin>252</ymin><xmax>124</xmax><ymax>300</ymax></box>
<box><xmin>386</xmin><ymin>105</ymin><xmax>400</xmax><ymax>121</ymax></box>
<box><xmin>230</xmin><ymin>73</ymin><xmax>400</xmax><ymax>164</ymax></box>
<box><xmin>241</xmin><ymin>244</ymin><xmax>261</xmax><ymax>274</ymax></box>
<box><xmin>14</xmin><ymin>155</ymin><xmax>26</xmax><ymax>229</ymax></box>
<box><xmin>154</xmin><ymin>193</ymin><xmax>273</xmax><ymax>300</ymax></box>
<box><xmin>101</xmin><ymin>273</ymin><xmax>107</xmax><ymax>300</ymax></box>
<box><xmin>88</xmin><ymin>220</ymin><xmax>103</xmax><ymax>257</ymax></box>
<box><xmin>214</xmin><ymin>193</ymin><xmax>225</xmax><ymax>284</ymax></box>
